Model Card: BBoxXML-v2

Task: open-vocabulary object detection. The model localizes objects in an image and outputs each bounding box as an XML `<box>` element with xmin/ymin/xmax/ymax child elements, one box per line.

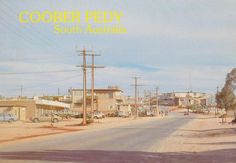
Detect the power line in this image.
<box><xmin>0</xmin><ymin>69</ymin><xmax>79</xmax><ymax>75</ymax></box>
<box><xmin>155</xmin><ymin>87</ymin><xmax>159</xmax><ymax>115</ymax></box>
<box><xmin>0</xmin><ymin>1</ymin><xmax>75</xmax><ymax>60</ymax></box>
<box><xmin>0</xmin><ymin>56</ymin><xmax>76</xmax><ymax>62</ymax></box>
<box><xmin>0</xmin><ymin>1</ymin><xmax>59</xmax><ymax>49</ymax></box>
<box><xmin>0</xmin><ymin>74</ymin><xmax>81</xmax><ymax>92</ymax></box>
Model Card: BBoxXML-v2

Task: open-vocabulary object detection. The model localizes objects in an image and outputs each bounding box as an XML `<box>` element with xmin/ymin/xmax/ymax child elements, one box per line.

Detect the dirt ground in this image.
<box><xmin>153</xmin><ymin>114</ymin><xmax>236</xmax><ymax>153</ymax></box>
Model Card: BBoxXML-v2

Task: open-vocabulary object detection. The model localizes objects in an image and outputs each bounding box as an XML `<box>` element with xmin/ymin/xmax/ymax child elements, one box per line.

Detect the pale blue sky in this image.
<box><xmin>0</xmin><ymin>0</ymin><xmax>235</xmax><ymax>97</ymax></box>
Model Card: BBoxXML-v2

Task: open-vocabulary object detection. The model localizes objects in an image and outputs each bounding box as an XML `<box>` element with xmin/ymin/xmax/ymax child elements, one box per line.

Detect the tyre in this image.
<box><xmin>8</xmin><ymin>119</ymin><xmax>13</xmax><ymax>123</ymax></box>
<box><xmin>33</xmin><ymin>118</ymin><xmax>39</xmax><ymax>123</ymax></box>
<box><xmin>52</xmin><ymin>118</ymin><xmax>59</xmax><ymax>123</ymax></box>
<box><xmin>66</xmin><ymin>115</ymin><xmax>71</xmax><ymax>119</ymax></box>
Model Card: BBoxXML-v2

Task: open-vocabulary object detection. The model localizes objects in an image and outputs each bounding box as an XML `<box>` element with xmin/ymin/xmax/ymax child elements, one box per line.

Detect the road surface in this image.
<box><xmin>0</xmin><ymin>113</ymin><xmax>233</xmax><ymax>163</ymax></box>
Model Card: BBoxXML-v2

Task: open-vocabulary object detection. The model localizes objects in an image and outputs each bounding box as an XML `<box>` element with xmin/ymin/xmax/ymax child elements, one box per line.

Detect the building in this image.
<box><xmin>0</xmin><ymin>97</ymin><xmax>70</xmax><ymax>121</ymax></box>
<box><xmin>70</xmin><ymin>86</ymin><xmax>125</xmax><ymax>114</ymax></box>
<box><xmin>159</xmin><ymin>92</ymin><xmax>209</xmax><ymax>107</ymax></box>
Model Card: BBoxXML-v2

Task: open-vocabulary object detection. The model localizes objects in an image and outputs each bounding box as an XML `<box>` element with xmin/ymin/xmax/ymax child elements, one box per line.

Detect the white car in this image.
<box><xmin>93</xmin><ymin>112</ymin><xmax>105</xmax><ymax>119</ymax></box>
<box><xmin>31</xmin><ymin>114</ymin><xmax>61</xmax><ymax>123</ymax></box>
<box><xmin>118</xmin><ymin>111</ymin><xmax>129</xmax><ymax>118</ymax></box>
<box><xmin>0</xmin><ymin>113</ymin><xmax>18</xmax><ymax>123</ymax></box>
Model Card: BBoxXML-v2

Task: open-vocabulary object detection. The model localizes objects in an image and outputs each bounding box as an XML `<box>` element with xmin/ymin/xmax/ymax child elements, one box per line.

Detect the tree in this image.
<box><xmin>216</xmin><ymin>68</ymin><xmax>236</xmax><ymax>119</ymax></box>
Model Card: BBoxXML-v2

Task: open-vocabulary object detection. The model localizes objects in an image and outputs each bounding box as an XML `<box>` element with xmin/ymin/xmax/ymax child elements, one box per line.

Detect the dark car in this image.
<box><xmin>73</xmin><ymin>113</ymin><xmax>91</xmax><ymax>119</ymax></box>
<box><xmin>184</xmin><ymin>111</ymin><xmax>189</xmax><ymax>115</ymax></box>
<box><xmin>55</xmin><ymin>112</ymin><xmax>73</xmax><ymax>119</ymax></box>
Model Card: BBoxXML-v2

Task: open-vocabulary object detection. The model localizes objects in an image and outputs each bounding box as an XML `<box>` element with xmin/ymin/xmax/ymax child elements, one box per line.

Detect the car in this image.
<box><xmin>0</xmin><ymin>113</ymin><xmax>18</xmax><ymax>123</ymax></box>
<box><xmin>31</xmin><ymin>114</ymin><xmax>61</xmax><ymax>123</ymax></box>
<box><xmin>118</xmin><ymin>111</ymin><xmax>129</xmax><ymax>118</ymax></box>
<box><xmin>107</xmin><ymin>112</ymin><xmax>118</xmax><ymax>117</ymax></box>
<box><xmin>72</xmin><ymin>113</ymin><xmax>83</xmax><ymax>118</ymax></box>
<box><xmin>146</xmin><ymin>111</ymin><xmax>155</xmax><ymax>117</ymax></box>
<box><xmin>100</xmin><ymin>112</ymin><xmax>105</xmax><ymax>118</ymax></box>
<box><xmin>230</xmin><ymin>118</ymin><xmax>236</xmax><ymax>124</ymax></box>
<box><xmin>55</xmin><ymin>112</ymin><xmax>73</xmax><ymax>120</ymax></box>
<box><xmin>93</xmin><ymin>112</ymin><xmax>105</xmax><ymax>119</ymax></box>
<box><xmin>73</xmin><ymin>113</ymin><xmax>92</xmax><ymax>119</ymax></box>
<box><xmin>184</xmin><ymin>111</ymin><xmax>189</xmax><ymax>115</ymax></box>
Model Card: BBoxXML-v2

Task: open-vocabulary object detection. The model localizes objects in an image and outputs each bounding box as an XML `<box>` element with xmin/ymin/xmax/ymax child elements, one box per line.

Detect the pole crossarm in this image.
<box><xmin>77</xmin><ymin>65</ymin><xmax>105</xmax><ymax>68</ymax></box>
<box><xmin>77</xmin><ymin>54</ymin><xmax>101</xmax><ymax>56</ymax></box>
<box><xmin>77</xmin><ymin>50</ymin><xmax>93</xmax><ymax>53</ymax></box>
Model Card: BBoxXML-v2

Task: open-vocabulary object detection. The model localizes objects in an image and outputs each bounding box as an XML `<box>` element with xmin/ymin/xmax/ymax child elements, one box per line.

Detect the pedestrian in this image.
<box><xmin>165</xmin><ymin>110</ymin><xmax>168</xmax><ymax>116</ymax></box>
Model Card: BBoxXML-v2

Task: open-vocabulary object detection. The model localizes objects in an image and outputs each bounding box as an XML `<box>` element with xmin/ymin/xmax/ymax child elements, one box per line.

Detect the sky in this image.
<box><xmin>0</xmin><ymin>0</ymin><xmax>235</xmax><ymax>97</ymax></box>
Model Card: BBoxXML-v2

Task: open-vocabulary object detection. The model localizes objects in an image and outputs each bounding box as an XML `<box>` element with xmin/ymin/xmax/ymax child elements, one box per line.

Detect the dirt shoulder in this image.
<box><xmin>153</xmin><ymin>114</ymin><xmax>236</xmax><ymax>152</ymax></box>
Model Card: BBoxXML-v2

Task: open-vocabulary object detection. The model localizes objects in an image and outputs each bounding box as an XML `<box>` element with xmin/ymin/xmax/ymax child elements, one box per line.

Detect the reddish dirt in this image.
<box><xmin>0</xmin><ymin>127</ymin><xmax>81</xmax><ymax>144</ymax></box>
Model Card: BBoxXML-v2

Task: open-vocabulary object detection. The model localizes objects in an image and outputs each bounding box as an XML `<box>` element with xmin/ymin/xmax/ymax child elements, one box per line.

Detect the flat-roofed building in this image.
<box><xmin>159</xmin><ymin>92</ymin><xmax>209</xmax><ymax>107</ymax></box>
<box><xmin>70</xmin><ymin>86</ymin><xmax>125</xmax><ymax>114</ymax></box>
<box><xmin>0</xmin><ymin>97</ymin><xmax>70</xmax><ymax>121</ymax></box>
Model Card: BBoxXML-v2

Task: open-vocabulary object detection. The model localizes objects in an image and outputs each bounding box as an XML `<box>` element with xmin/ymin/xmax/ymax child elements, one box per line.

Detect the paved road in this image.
<box><xmin>0</xmin><ymin>113</ymin><xmax>204</xmax><ymax>163</ymax></box>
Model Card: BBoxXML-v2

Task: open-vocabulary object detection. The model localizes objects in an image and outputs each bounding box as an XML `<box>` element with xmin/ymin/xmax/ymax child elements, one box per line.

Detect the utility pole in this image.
<box><xmin>134</xmin><ymin>76</ymin><xmax>138</xmax><ymax>118</ymax></box>
<box><xmin>82</xmin><ymin>48</ymin><xmax>87</xmax><ymax>125</ymax></box>
<box><xmin>90</xmin><ymin>52</ymin><xmax>104</xmax><ymax>121</ymax></box>
<box><xmin>76</xmin><ymin>48</ymin><xmax>89</xmax><ymax>125</ymax></box>
<box><xmin>131</xmin><ymin>76</ymin><xmax>143</xmax><ymax>119</ymax></box>
<box><xmin>77</xmin><ymin>48</ymin><xmax>104</xmax><ymax>125</ymax></box>
<box><xmin>91</xmin><ymin>54</ymin><xmax>95</xmax><ymax>121</ymax></box>
<box><xmin>149</xmin><ymin>90</ymin><xmax>151</xmax><ymax>111</ymax></box>
<box><xmin>156</xmin><ymin>87</ymin><xmax>159</xmax><ymax>115</ymax></box>
<box><xmin>187</xmin><ymin>91</ymin><xmax>190</xmax><ymax>114</ymax></box>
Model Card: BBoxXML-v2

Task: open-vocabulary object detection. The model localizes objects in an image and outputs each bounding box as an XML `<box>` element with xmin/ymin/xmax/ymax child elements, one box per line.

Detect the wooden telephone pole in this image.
<box><xmin>90</xmin><ymin>53</ymin><xmax>104</xmax><ymax>121</ymax></box>
<box><xmin>156</xmin><ymin>87</ymin><xmax>159</xmax><ymax>115</ymax></box>
<box><xmin>77</xmin><ymin>48</ymin><xmax>88</xmax><ymax>125</ymax></box>
<box><xmin>131</xmin><ymin>76</ymin><xmax>143</xmax><ymax>119</ymax></box>
<box><xmin>77</xmin><ymin>48</ymin><xmax>104</xmax><ymax>125</ymax></box>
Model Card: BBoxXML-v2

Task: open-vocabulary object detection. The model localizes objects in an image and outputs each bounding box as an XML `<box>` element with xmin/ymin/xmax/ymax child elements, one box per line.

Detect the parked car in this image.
<box><xmin>184</xmin><ymin>111</ymin><xmax>189</xmax><ymax>115</ymax></box>
<box><xmin>107</xmin><ymin>112</ymin><xmax>118</xmax><ymax>117</ymax></box>
<box><xmin>73</xmin><ymin>113</ymin><xmax>92</xmax><ymax>119</ymax></box>
<box><xmin>0</xmin><ymin>113</ymin><xmax>17</xmax><ymax>123</ymax></box>
<box><xmin>55</xmin><ymin>112</ymin><xmax>73</xmax><ymax>119</ymax></box>
<box><xmin>118</xmin><ymin>111</ymin><xmax>129</xmax><ymax>118</ymax></box>
<box><xmin>146</xmin><ymin>111</ymin><xmax>155</xmax><ymax>117</ymax></box>
<box><xmin>31</xmin><ymin>114</ymin><xmax>61</xmax><ymax>123</ymax></box>
<box><xmin>92</xmin><ymin>112</ymin><xmax>105</xmax><ymax>119</ymax></box>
